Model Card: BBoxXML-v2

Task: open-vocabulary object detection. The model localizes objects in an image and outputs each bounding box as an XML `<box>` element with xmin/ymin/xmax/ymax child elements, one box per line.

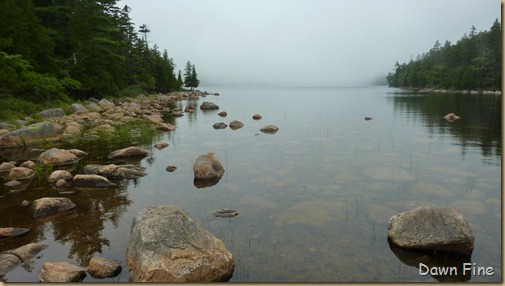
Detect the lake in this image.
<box><xmin>0</xmin><ymin>86</ymin><xmax>501</xmax><ymax>282</ymax></box>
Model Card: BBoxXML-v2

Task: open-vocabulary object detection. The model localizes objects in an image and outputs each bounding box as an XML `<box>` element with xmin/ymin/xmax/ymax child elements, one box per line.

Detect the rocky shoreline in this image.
<box><xmin>404</xmin><ymin>87</ymin><xmax>501</xmax><ymax>95</ymax></box>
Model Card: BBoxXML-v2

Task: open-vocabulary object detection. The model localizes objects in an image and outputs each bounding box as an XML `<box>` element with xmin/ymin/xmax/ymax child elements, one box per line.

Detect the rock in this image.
<box><xmin>260</xmin><ymin>125</ymin><xmax>279</xmax><ymax>134</ymax></box>
<box><xmin>38</xmin><ymin>108</ymin><xmax>65</xmax><ymax>119</ymax></box>
<box><xmin>55</xmin><ymin>179</ymin><xmax>69</xmax><ymax>188</ymax></box>
<box><xmin>4</xmin><ymin>180</ymin><xmax>21</xmax><ymax>188</ymax></box>
<box><xmin>0</xmin><ymin>243</ymin><xmax>48</xmax><ymax>276</ymax></box>
<box><xmin>20</xmin><ymin>200</ymin><xmax>30</xmax><ymax>207</ymax></box>
<box><xmin>171</xmin><ymin>111</ymin><xmax>184</xmax><ymax>117</ymax></box>
<box><xmin>108</xmin><ymin>146</ymin><xmax>148</xmax><ymax>159</ymax></box>
<box><xmin>63</xmin><ymin>124</ymin><xmax>81</xmax><ymax>136</ymax></box>
<box><xmin>157</xmin><ymin>122</ymin><xmax>177</xmax><ymax>131</ymax></box>
<box><xmin>0</xmin><ymin>162</ymin><xmax>15</xmax><ymax>172</ymax></box>
<box><xmin>229</xmin><ymin>120</ymin><xmax>244</xmax><ymax>130</ymax></box>
<box><xmin>213</xmin><ymin>122</ymin><xmax>228</xmax><ymax>129</ymax></box>
<box><xmin>87</xmin><ymin>256</ymin><xmax>122</xmax><ymax>279</ymax></box>
<box><xmin>48</xmin><ymin>170</ymin><xmax>73</xmax><ymax>183</ymax></box>
<box><xmin>68</xmin><ymin>103</ymin><xmax>89</xmax><ymax>114</ymax></box>
<box><xmin>38</xmin><ymin>148</ymin><xmax>79</xmax><ymax>166</ymax></box>
<box><xmin>364</xmin><ymin>116</ymin><xmax>373</xmax><ymax>121</ymax></box>
<box><xmin>184</xmin><ymin>105</ymin><xmax>195</xmax><ymax>113</ymax></box>
<box><xmin>39</xmin><ymin>262</ymin><xmax>87</xmax><ymax>282</ymax></box>
<box><xmin>20</xmin><ymin>160</ymin><xmax>36</xmax><ymax>169</ymax></box>
<box><xmin>86</xmin><ymin>102</ymin><xmax>102</xmax><ymax>112</ymax></box>
<box><xmin>154</xmin><ymin>142</ymin><xmax>169</xmax><ymax>149</ymax></box>
<box><xmin>0</xmin><ymin>121</ymin><xmax>59</xmax><ymax>148</ymax></box>
<box><xmin>68</xmin><ymin>149</ymin><xmax>88</xmax><ymax>158</ymax></box>
<box><xmin>387</xmin><ymin>206</ymin><xmax>474</xmax><ymax>255</ymax></box>
<box><xmin>82</xmin><ymin>164</ymin><xmax>146</xmax><ymax>180</ymax></box>
<box><xmin>145</xmin><ymin>114</ymin><xmax>163</xmax><ymax>124</ymax></box>
<box><xmin>94</xmin><ymin>124</ymin><xmax>115</xmax><ymax>133</ymax></box>
<box><xmin>165</xmin><ymin>165</ymin><xmax>177</xmax><ymax>172</ymax></box>
<box><xmin>32</xmin><ymin>197</ymin><xmax>76</xmax><ymax>217</ymax></box>
<box><xmin>0</xmin><ymin>122</ymin><xmax>16</xmax><ymax>131</ymax></box>
<box><xmin>0</xmin><ymin>227</ymin><xmax>30</xmax><ymax>238</ymax></box>
<box><xmin>0</xmin><ymin>129</ymin><xmax>9</xmax><ymax>137</ymax></box>
<box><xmin>9</xmin><ymin>167</ymin><xmax>35</xmax><ymax>180</ymax></box>
<box><xmin>200</xmin><ymin>101</ymin><xmax>219</xmax><ymax>110</ymax></box>
<box><xmin>193</xmin><ymin>153</ymin><xmax>225</xmax><ymax>180</ymax></box>
<box><xmin>126</xmin><ymin>204</ymin><xmax>234</xmax><ymax>282</ymax></box>
<box><xmin>212</xmin><ymin>209</ymin><xmax>239</xmax><ymax>218</ymax></box>
<box><xmin>444</xmin><ymin>113</ymin><xmax>461</xmax><ymax>122</ymax></box>
<box><xmin>72</xmin><ymin>174</ymin><xmax>116</xmax><ymax>188</ymax></box>
<box><xmin>218</xmin><ymin>111</ymin><xmax>227</xmax><ymax>117</ymax></box>
<box><xmin>98</xmin><ymin>99</ymin><xmax>116</xmax><ymax>110</ymax></box>
<box><xmin>252</xmin><ymin>114</ymin><xmax>262</xmax><ymax>120</ymax></box>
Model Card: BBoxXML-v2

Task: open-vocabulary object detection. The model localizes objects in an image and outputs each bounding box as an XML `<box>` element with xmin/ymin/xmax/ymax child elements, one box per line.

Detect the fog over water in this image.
<box><xmin>120</xmin><ymin>0</ymin><xmax>500</xmax><ymax>87</ymax></box>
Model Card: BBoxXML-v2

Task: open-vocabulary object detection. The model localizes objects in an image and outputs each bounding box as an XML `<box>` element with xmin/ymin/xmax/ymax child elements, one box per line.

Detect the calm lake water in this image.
<box><xmin>0</xmin><ymin>86</ymin><xmax>501</xmax><ymax>282</ymax></box>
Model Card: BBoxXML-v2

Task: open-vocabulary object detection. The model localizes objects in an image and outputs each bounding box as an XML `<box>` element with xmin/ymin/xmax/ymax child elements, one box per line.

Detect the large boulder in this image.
<box><xmin>72</xmin><ymin>174</ymin><xmax>116</xmax><ymax>188</ymax></box>
<box><xmin>0</xmin><ymin>243</ymin><xmax>48</xmax><ymax>276</ymax></box>
<box><xmin>126</xmin><ymin>204</ymin><xmax>234</xmax><ymax>282</ymax></box>
<box><xmin>38</xmin><ymin>108</ymin><xmax>65</xmax><ymax>119</ymax></box>
<box><xmin>387</xmin><ymin>206</ymin><xmax>475</xmax><ymax>255</ymax></box>
<box><xmin>83</xmin><ymin>164</ymin><xmax>146</xmax><ymax>179</ymax></box>
<box><xmin>38</xmin><ymin>148</ymin><xmax>79</xmax><ymax>166</ymax></box>
<box><xmin>108</xmin><ymin>146</ymin><xmax>148</xmax><ymax>160</ymax></box>
<box><xmin>200</xmin><ymin>101</ymin><xmax>219</xmax><ymax>110</ymax></box>
<box><xmin>9</xmin><ymin>167</ymin><xmax>35</xmax><ymax>180</ymax></box>
<box><xmin>0</xmin><ymin>121</ymin><xmax>59</xmax><ymax>148</ymax></box>
<box><xmin>39</xmin><ymin>262</ymin><xmax>87</xmax><ymax>282</ymax></box>
<box><xmin>193</xmin><ymin>153</ymin><xmax>225</xmax><ymax>180</ymax></box>
<box><xmin>32</xmin><ymin>197</ymin><xmax>76</xmax><ymax>217</ymax></box>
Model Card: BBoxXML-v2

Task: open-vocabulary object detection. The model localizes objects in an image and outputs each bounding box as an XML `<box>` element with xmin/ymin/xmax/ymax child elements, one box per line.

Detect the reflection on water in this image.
<box><xmin>0</xmin><ymin>86</ymin><xmax>501</xmax><ymax>282</ymax></box>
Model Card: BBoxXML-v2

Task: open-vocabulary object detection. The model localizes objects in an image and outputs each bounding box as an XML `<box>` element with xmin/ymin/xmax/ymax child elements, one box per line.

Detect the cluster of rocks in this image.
<box><xmin>207</xmin><ymin>104</ymin><xmax>279</xmax><ymax>134</ymax></box>
<box><xmin>416</xmin><ymin>88</ymin><xmax>501</xmax><ymax>95</ymax></box>
<box><xmin>0</xmin><ymin>91</ymin><xmax>212</xmax><ymax>149</ymax></box>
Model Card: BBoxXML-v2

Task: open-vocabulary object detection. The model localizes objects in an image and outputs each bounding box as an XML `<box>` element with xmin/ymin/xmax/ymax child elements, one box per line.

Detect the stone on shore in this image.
<box><xmin>0</xmin><ymin>243</ymin><xmax>48</xmax><ymax>276</ymax></box>
<box><xmin>72</xmin><ymin>174</ymin><xmax>116</xmax><ymax>188</ymax></box>
<box><xmin>260</xmin><ymin>125</ymin><xmax>279</xmax><ymax>134</ymax></box>
<box><xmin>87</xmin><ymin>256</ymin><xmax>122</xmax><ymax>279</ymax></box>
<box><xmin>39</xmin><ymin>262</ymin><xmax>87</xmax><ymax>282</ymax></box>
<box><xmin>193</xmin><ymin>153</ymin><xmax>225</xmax><ymax>180</ymax></box>
<box><xmin>126</xmin><ymin>204</ymin><xmax>234</xmax><ymax>282</ymax></box>
<box><xmin>20</xmin><ymin>160</ymin><xmax>36</xmax><ymax>169</ymax></box>
<box><xmin>387</xmin><ymin>206</ymin><xmax>475</xmax><ymax>255</ymax></box>
<box><xmin>68</xmin><ymin>103</ymin><xmax>89</xmax><ymax>114</ymax></box>
<box><xmin>38</xmin><ymin>148</ymin><xmax>80</xmax><ymax>166</ymax></box>
<box><xmin>98</xmin><ymin>99</ymin><xmax>116</xmax><ymax>110</ymax></box>
<box><xmin>0</xmin><ymin>162</ymin><xmax>15</xmax><ymax>172</ymax></box>
<box><xmin>32</xmin><ymin>197</ymin><xmax>76</xmax><ymax>218</ymax></box>
<box><xmin>200</xmin><ymin>101</ymin><xmax>219</xmax><ymax>110</ymax></box>
<box><xmin>108</xmin><ymin>146</ymin><xmax>148</xmax><ymax>159</ymax></box>
<box><xmin>0</xmin><ymin>121</ymin><xmax>59</xmax><ymax>148</ymax></box>
<box><xmin>229</xmin><ymin>120</ymin><xmax>244</xmax><ymax>130</ymax></box>
<box><xmin>38</xmin><ymin>108</ymin><xmax>65</xmax><ymax>119</ymax></box>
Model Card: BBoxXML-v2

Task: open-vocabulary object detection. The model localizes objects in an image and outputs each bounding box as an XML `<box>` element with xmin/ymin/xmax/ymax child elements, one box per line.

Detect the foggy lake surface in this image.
<box><xmin>0</xmin><ymin>86</ymin><xmax>501</xmax><ymax>282</ymax></box>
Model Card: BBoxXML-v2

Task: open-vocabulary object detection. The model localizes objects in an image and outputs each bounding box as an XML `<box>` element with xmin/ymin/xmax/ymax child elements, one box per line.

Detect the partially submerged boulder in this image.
<box><xmin>32</xmin><ymin>197</ymin><xmax>76</xmax><ymax>218</ymax></box>
<box><xmin>72</xmin><ymin>174</ymin><xmax>116</xmax><ymax>188</ymax></box>
<box><xmin>387</xmin><ymin>206</ymin><xmax>474</xmax><ymax>255</ymax></box>
<box><xmin>39</xmin><ymin>262</ymin><xmax>87</xmax><ymax>282</ymax></box>
<box><xmin>193</xmin><ymin>153</ymin><xmax>225</xmax><ymax>181</ymax></box>
<box><xmin>126</xmin><ymin>204</ymin><xmax>234</xmax><ymax>282</ymax></box>
<box><xmin>87</xmin><ymin>256</ymin><xmax>122</xmax><ymax>279</ymax></box>
<box><xmin>82</xmin><ymin>164</ymin><xmax>146</xmax><ymax>180</ymax></box>
<box><xmin>213</xmin><ymin>122</ymin><xmax>228</xmax><ymax>129</ymax></box>
<box><xmin>444</xmin><ymin>113</ymin><xmax>461</xmax><ymax>122</ymax></box>
<box><xmin>108</xmin><ymin>146</ymin><xmax>148</xmax><ymax>160</ymax></box>
<box><xmin>48</xmin><ymin>170</ymin><xmax>73</xmax><ymax>184</ymax></box>
<box><xmin>229</xmin><ymin>120</ymin><xmax>244</xmax><ymax>130</ymax></box>
<box><xmin>0</xmin><ymin>243</ymin><xmax>48</xmax><ymax>276</ymax></box>
<box><xmin>9</xmin><ymin>167</ymin><xmax>35</xmax><ymax>181</ymax></box>
<box><xmin>252</xmin><ymin>114</ymin><xmax>262</xmax><ymax>120</ymax></box>
<box><xmin>0</xmin><ymin>227</ymin><xmax>30</xmax><ymax>238</ymax></box>
<box><xmin>200</xmin><ymin>101</ymin><xmax>219</xmax><ymax>110</ymax></box>
<box><xmin>38</xmin><ymin>148</ymin><xmax>80</xmax><ymax>166</ymax></box>
<box><xmin>260</xmin><ymin>125</ymin><xmax>279</xmax><ymax>134</ymax></box>
<box><xmin>0</xmin><ymin>121</ymin><xmax>59</xmax><ymax>148</ymax></box>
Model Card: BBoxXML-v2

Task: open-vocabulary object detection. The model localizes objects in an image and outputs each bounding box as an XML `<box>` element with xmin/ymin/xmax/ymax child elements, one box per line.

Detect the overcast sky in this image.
<box><xmin>120</xmin><ymin>0</ymin><xmax>500</xmax><ymax>87</ymax></box>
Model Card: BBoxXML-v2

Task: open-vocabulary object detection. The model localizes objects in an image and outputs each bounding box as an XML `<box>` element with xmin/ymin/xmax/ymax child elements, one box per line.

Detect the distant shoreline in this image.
<box><xmin>402</xmin><ymin>88</ymin><xmax>501</xmax><ymax>96</ymax></box>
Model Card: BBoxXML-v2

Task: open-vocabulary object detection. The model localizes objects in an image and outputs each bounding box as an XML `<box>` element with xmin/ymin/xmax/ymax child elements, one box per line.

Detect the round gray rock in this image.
<box><xmin>193</xmin><ymin>153</ymin><xmax>225</xmax><ymax>180</ymax></box>
<box><xmin>126</xmin><ymin>204</ymin><xmax>234</xmax><ymax>282</ymax></box>
<box><xmin>260</xmin><ymin>125</ymin><xmax>279</xmax><ymax>134</ymax></box>
<box><xmin>387</xmin><ymin>206</ymin><xmax>475</xmax><ymax>255</ymax></box>
<box><xmin>200</xmin><ymin>101</ymin><xmax>219</xmax><ymax>110</ymax></box>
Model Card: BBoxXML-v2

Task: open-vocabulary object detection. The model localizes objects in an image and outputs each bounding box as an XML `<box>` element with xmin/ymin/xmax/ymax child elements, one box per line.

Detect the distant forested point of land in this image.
<box><xmin>387</xmin><ymin>19</ymin><xmax>501</xmax><ymax>91</ymax></box>
<box><xmin>0</xmin><ymin>0</ymin><xmax>198</xmax><ymax>108</ymax></box>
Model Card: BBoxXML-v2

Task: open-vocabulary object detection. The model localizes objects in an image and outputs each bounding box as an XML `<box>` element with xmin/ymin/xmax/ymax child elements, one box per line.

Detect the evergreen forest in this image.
<box><xmin>387</xmin><ymin>19</ymin><xmax>501</xmax><ymax>91</ymax></box>
<box><xmin>0</xmin><ymin>0</ymin><xmax>198</xmax><ymax>118</ymax></box>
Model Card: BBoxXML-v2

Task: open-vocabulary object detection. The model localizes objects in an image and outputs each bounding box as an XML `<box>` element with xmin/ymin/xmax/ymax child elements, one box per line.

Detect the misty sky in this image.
<box><xmin>120</xmin><ymin>0</ymin><xmax>500</xmax><ymax>87</ymax></box>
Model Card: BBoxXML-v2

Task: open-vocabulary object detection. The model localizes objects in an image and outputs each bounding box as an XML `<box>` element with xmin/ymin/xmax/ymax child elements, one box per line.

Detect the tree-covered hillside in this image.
<box><xmin>0</xmin><ymin>0</ymin><xmax>196</xmax><ymax>106</ymax></box>
<box><xmin>387</xmin><ymin>19</ymin><xmax>501</xmax><ymax>91</ymax></box>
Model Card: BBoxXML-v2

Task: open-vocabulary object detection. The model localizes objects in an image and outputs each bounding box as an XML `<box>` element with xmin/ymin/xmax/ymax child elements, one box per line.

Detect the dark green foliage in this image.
<box><xmin>0</xmin><ymin>0</ymin><xmax>189</xmax><ymax>118</ymax></box>
<box><xmin>184</xmin><ymin>61</ymin><xmax>200</xmax><ymax>90</ymax></box>
<box><xmin>387</xmin><ymin>20</ymin><xmax>501</xmax><ymax>91</ymax></box>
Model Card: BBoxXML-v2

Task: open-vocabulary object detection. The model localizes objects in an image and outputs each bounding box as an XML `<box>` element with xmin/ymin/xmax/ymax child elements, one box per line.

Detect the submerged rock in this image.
<box><xmin>83</xmin><ymin>164</ymin><xmax>146</xmax><ymax>180</ymax></box>
<box><xmin>39</xmin><ymin>262</ymin><xmax>87</xmax><ymax>282</ymax></box>
<box><xmin>108</xmin><ymin>146</ymin><xmax>148</xmax><ymax>160</ymax></box>
<box><xmin>387</xmin><ymin>206</ymin><xmax>475</xmax><ymax>255</ymax></box>
<box><xmin>38</xmin><ymin>148</ymin><xmax>80</xmax><ymax>166</ymax></box>
<box><xmin>126</xmin><ymin>204</ymin><xmax>234</xmax><ymax>282</ymax></box>
<box><xmin>72</xmin><ymin>174</ymin><xmax>116</xmax><ymax>188</ymax></box>
<box><xmin>193</xmin><ymin>153</ymin><xmax>225</xmax><ymax>181</ymax></box>
<box><xmin>0</xmin><ymin>243</ymin><xmax>48</xmax><ymax>276</ymax></box>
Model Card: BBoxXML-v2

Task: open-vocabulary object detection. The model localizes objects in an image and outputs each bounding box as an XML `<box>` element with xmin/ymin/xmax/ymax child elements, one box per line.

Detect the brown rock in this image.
<box><xmin>20</xmin><ymin>160</ymin><xmax>36</xmax><ymax>169</ymax></box>
<box><xmin>72</xmin><ymin>174</ymin><xmax>116</xmax><ymax>188</ymax></box>
<box><xmin>32</xmin><ymin>197</ymin><xmax>76</xmax><ymax>217</ymax></box>
<box><xmin>87</xmin><ymin>256</ymin><xmax>122</xmax><ymax>279</ymax></box>
<box><xmin>9</xmin><ymin>167</ymin><xmax>35</xmax><ymax>181</ymax></box>
<box><xmin>48</xmin><ymin>170</ymin><xmax>73</xmax><ymax>183</ymax></box>
<box><xmin>108</xmin><ymin>146</ymin><xmax>148</xmax><ymax>159</ymax></box>
<box><xmin>252</xmin><ymin>114</ymin><xmax>262</xmax><ymax>120</ymax></box>
<box><xmin>229</xmin><ymin>120</ymin><xmax>244</xmax><ymax>130</ymax></box>
<box><xmin>38</xmin><ymin>148</ymin><xmax>79</xmax><ymax>166</ymax></box>
<box><xmin>39</xmin><ymin>262</ymin><xmax>86</xmax><ymax>282</ymax></box>
<box><xmin>193</xmin><ymin>153</ymin><xmax>225</xmax><ymax>180</ymax></box>
<box><xmin>218</xmin><ymin>111</ymin><xmax>228</xmax><ymax>117</ymax></box>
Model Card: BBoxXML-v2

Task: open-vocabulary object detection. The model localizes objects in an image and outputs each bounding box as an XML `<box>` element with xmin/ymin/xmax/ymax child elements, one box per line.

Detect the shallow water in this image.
<box><xmin>0</xmin><ymin>86</ymin><xmax>501</xmax><ymax>282</ymax></box>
